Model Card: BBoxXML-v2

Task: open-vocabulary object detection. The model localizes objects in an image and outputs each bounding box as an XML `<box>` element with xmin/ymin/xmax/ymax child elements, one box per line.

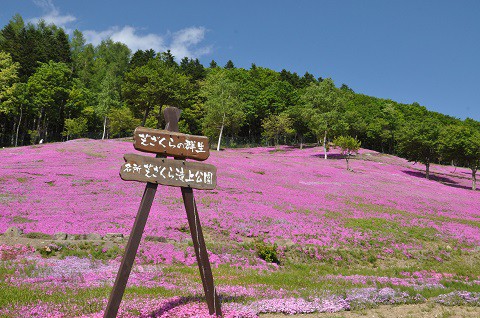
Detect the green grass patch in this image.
<box><xmin>37</xmin><ymin>242</ymin><xmax>121</xmax><ymax>260</ymax></box>
<box><xmin>24</xmin><ymin>232</ymin><xmax>52</xmax><ymax>239</ymax></box>
<box><xmin>344</xmin><ymin>217</ymin><xmax>440</xmax><ymax>242</ymax></box>
<box><xmin>12</xmin><ymin>216</ymin><xmax>36</xmax><ymax>223</ymax></box>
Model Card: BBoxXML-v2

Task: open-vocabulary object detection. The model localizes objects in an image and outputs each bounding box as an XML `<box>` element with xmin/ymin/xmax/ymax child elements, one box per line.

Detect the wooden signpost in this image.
<box><xmin>104</xmin><ymin>107</ymin><xmax>222</xmax><ymax>317</ymax></box>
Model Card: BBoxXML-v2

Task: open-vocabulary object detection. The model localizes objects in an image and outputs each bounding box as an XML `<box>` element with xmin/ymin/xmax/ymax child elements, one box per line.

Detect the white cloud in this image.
<box><xmin>170</xmin><ymin>27</ymin><xmax>212</xmax><ymax>59</ymax></box>
<box><xmin>84</xmin><ymin>26</ymin><xmax>211</xmax><ymax>59</ymax></box>
<box><xmin>84</xmin><ymin>26</ymin><xmax>166</xmax><ymax>53</ymax></box>
<box><xmin>30</xmin><ymin>0</ymin><xmax>76</xmax><ymax>28</ymax></box>
<box><xmin>29</xmin><ymin>1</ymin><xmax>212</xmax><ymax>59</ymax></box>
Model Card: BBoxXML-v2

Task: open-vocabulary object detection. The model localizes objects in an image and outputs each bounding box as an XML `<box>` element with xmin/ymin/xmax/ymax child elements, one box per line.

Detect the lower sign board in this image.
<box><xmin>120</xmin><ymin>153</ymin><xmax>216</xmax><ymax>190</ymax></box>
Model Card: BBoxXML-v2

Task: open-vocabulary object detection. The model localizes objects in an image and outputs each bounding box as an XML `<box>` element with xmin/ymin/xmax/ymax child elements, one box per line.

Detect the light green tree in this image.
<box><xmin>300</xmin><ymin>78</ymin><xmax>347</xmax><ymax>159</ymax></box>
<box><xmin>200</xmin><ymin>68</ymin><xmax>245</xmax><ymax>151</ymax></box>
<box><xmin>262</xmin><ymin>112</ymin><xmax>294</xmax><ymax>147</ymax></box>
<box><xmin>108</xmin><ymin>106</ymin><xmax>141</xmax><ymax>138</ymax></box>
<box><xmin>97</xmin><ymin>71</ymin><xmax>121</xmax><ymax>139</ymax></box>
<box><xmin>333</xmin><ymin>135</ymin><xmax>361</xmax><ymax>171</ymax></box>
<box><xmin>0</xmin><ymin>51</ymin><xmax>20</xmax><ymax>113</ymax></box>
<box><xmin>63</xmin><ymin>117</ymin><xmax>88</xmax><ymax>140</ymax></box>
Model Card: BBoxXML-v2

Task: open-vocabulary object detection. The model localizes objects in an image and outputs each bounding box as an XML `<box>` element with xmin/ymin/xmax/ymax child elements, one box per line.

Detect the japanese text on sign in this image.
<box><xmin>133</xmin><ymin>127</ymin><xmax>210</xmax><ymax>161</ymax></box>
<box><xmin>120</xmin><ymin>153</ymin><xmax>216</xmax><ymax>190</ymax></box>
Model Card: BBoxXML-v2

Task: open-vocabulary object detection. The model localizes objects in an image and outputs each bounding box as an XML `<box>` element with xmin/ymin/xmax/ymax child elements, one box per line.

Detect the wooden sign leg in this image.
<box><xmin>181</xmin><ymin>187</ymin><xmax>222</xmax><ymax>316</ymax></box>
<box><xmin>104</xmin><ymin>182</ymin><xmax>158</xmax><ymax>318</ymax></box>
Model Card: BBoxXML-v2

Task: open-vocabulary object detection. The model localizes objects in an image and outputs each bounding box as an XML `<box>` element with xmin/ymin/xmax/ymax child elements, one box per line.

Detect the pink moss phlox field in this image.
<box><xmin>1</xmin><ymin>140</ymin><xmax>480</xmax><ymax>316</ymax></box>
<box><xmin>1</xmin><ymin>140</ymin><xmax>479</xmax><ymax>248</ymax></box>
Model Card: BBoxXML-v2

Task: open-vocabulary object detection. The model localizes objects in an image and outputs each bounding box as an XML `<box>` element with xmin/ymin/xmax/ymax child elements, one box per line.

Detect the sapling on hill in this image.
<box><xmin>333</xmin><ymin>135</ymin><xmax>361</xmax><ymax>170</ymax></box>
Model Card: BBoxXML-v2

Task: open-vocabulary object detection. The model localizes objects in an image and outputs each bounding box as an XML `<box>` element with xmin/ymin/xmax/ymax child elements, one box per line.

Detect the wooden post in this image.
<box><xmin>182</xmin><ymin>187</ymin><xmax>222</xmax><ymax>315</ymax></box>
<box><xmin>164</xmin><ymin>107</ymin><xmax>222</xmax><ymax>316</ymax></box>
<box><xmin>104</xmin><ymin>182</ymin><xmax>158</xmax><ymax>318</ymax></box>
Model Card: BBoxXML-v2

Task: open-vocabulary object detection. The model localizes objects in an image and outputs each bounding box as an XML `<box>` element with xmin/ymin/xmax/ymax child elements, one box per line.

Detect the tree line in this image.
<box><xmin>0</xmin><ymin>15</ymin><xmax>479</xmax><ymax>189</ymax></box>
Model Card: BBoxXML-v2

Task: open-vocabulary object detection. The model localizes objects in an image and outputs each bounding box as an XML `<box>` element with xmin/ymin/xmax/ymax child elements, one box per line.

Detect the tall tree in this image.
<box><xmin>224</xmin><ymin>60</ymin><xmax>235</xmax><ymax>69</ymax></box>
<box><xmin>0</xmin><ymin>51</ymin><xmax>19</xmax><ymax>110</ymax></box>
<box><xmin>0</xmin><ymin>51</ymin><xmax>20</xmax><ymax>145</ymax></box>
<box><xmin>200</xmin><ymin>68</ymin><xmax>245</xmax><ymax>150</ymax></box>
<box><xmin>300</xmin><ymin>78</ymin><xmax>347</xmax><ymax>159</ymax></box>
<box><xmin>123</xmin><ymin>58</ymin><xmax>190</xmax><ymax>128</ymax></box>
<box><xmin>96</xmin><ymin>71</ymin><xmax>121</xmax><ymax>139</ymax></box>
<box><xmin>27</xmin><ymin>61</ymin><xmax>72</xmax><ymax>143</ymax></box>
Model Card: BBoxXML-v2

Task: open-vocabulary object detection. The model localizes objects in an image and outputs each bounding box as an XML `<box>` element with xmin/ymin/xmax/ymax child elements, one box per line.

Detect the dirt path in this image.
<box><xmin>260</xmin><ymin>302</ymin><xmax>480</xmax><ymax>318</ymax></box>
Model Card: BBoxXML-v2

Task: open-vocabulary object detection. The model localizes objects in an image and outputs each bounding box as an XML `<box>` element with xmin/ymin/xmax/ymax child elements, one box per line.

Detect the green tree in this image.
<box><xmin>200</xmin><ymin>68</ymin><xmax>245</xmax><ymax>151</ymax></box>
<box><xmin>27</xmin><ymin>61</ymin><xmax>72</xmax><ymax>143</ymax></box>
<box><xmin>397</xmin><ymin>119</ymin><xmax>440</xmax><ymax>179</ymax></box>
<box><xmin>8</xmin><ymin>83</ymin><xmax>29</xmax><ymax>146</ymax></box>
<box><xmin>300</xmin><ymin>78</ymin><xmax>347</xmax><ymax>159</ymax></box>
<box><xmin>333</xmin><ymin>135</ymin><xmax>361</xmax><ymax>171</ymax></box>
<box><xmin>0</xmin><ymin>51</ymin><xmax>20</xmax><ymax>112</ymax></box>
<box><xmin>108</xmin><ymin>106</ymin><xmax>141</xmax><ymax>138</ymax></box>
<box><xmin>439</xmin><ymin>124</ymin><xmax>480</xmax><ymax>190</ymax></box>
<box><xmin>224</xmin><ymin>60</ymin><xmax>235</xmax><ymax>69</ymax></box>
<box><xmin>123</xmin><ymin>58</ymin><xmax>191</xmax><ymax>128</ymax></box>
<box><xmin>97</xmin><ymin>71</ymin><xmax>121</xmax><ymax>139</ymax></box>
<box><xmin>129</xmin><ymin>49</ymin><xmax>156</xmax><ymax>69</ymax></box>
<box><xmin>63</xmin><ymin>117</ymin><xmax>88</xmax><ymax>140</ymax></box>
<box><xmin>262</xmin><ymin>112</ymin><xmax>294</xmax><ymax>147</ymax></box>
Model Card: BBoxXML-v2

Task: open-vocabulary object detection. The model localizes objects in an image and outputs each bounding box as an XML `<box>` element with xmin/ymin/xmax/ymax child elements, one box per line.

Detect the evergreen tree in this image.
<box><xmin>224</xmin><ymin>60</ymin><xmax>235</xmax><ymax>69</ymax></box>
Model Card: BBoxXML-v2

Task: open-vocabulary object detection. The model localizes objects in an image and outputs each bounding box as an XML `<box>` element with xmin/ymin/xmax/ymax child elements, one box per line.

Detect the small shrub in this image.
<box><xmin>38</xmin><ymin>243</ymin><xmax>62</xmax><ymax>257</ymax></box>
<box><xmin>255</xmin><ymin>241</ymin><xmax>280</xmax><ymax>264</ymax></box>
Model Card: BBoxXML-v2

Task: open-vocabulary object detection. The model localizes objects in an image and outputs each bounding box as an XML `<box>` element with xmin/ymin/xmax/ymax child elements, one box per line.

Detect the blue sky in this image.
<box><xmin>1</xmin><ymin>0</ymin><xmax>479</xmax><ymax>121</ymax></box>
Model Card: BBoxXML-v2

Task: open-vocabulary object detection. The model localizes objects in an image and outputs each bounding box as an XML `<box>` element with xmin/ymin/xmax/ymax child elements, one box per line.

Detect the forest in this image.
<box><xmin>0</xmin><ymin>14</ymin><xmax>479</xmax><ymax>189</ymax></box>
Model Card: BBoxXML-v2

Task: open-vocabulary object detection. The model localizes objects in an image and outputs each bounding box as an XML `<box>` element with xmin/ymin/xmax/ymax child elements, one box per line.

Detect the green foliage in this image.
<box><xmin>37</xmin><ymin>241</ymin><xmax>121</xmax><ymax>260</ymax></box>
<box><xmin>439</xmin><ymin>123</ymin><xmax>480</xmax><ymax>190</ymax></box>
<box><xmin>333</xmin><ymin>135</ymin><xmax>361</xmax><ymax>170</ymax></box>
<box><xmin>200</xmin><ymin>68</ymin><xmax>245</xmax><ymax>150</ymax></box>
<box><xmin>300</xmin><ymin>78</ymin><xmax>348</xmax><ymax>158</ymax></box>
<box><xmin>262</xmin><ymin>112</ymin><xmax>294</xmax><ymax>146</ymax></box>
<box><xmin>123</xmin><ymin>58</ymin><xmax>191</xmax><ymax>128</ymax></box>
<box><xmin>0</xmin><ymin>51</ymin><xmax>20</xmax><ymax>114</ymax></box>
<box><xmin>63</xmin><ymin>117</ymin><xmax>88</xmax><ymax>139</ymax></box>
<box><xmin>27</xmin><ymin>60</ymin><xmax>72</xmax><ymax>142</ymax></box>
<box><xmin>397</xmin><ymin>119</ymin><xmax>440</xmax><ymax>178</ymax></box>
<box><xmin>255</xmin><ymin>241</ymin><xmax>280</xmax><ymax>264</ymax></box>
<box><xmin>108</xmin><ymin>106</ymin><xmax>141</xmax><ymax>138</ymax></box>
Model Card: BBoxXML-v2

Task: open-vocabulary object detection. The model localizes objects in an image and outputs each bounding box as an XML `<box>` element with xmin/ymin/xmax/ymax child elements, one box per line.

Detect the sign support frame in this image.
<box><xmin>104</xmin><ymin>107</ymin><xmax>221</xmax><ymax>317</ymax></box>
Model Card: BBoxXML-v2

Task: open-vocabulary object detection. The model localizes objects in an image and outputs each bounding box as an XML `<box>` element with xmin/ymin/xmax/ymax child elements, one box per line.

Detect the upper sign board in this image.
<box><xmin>133</xmin><ymin>127</ymin><xmax>209</xmax><ymax>161</ymax></box>
<box><xmin>120</xmin><ymin>153</ymin><xmax>216</xmax><ymax>190</ymax></box>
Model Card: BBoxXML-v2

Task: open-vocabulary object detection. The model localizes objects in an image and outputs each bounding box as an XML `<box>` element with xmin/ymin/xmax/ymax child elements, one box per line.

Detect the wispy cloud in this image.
<box><xmin>31</xmin><ymin>0</ymin><xmax>76</xmax><ymax>28</ymax></box>
<box><xmin>84</xmin><ymin>26</ymin><xmax>166</xmax><ymax>53</ymax></box>
<box><xmin>30</xmin><ymin>0</ymin><xmax>212</xmax><ymax>59</ymax></box>
<box><xmin>85</xmin><ymin>26</ymin><xmax>211</xmax><ymax>59</ymax></box>
<box><xmin>170</xmin><ymin>27</ymin><xmax>212</xmax><ymax>59</ymax></box>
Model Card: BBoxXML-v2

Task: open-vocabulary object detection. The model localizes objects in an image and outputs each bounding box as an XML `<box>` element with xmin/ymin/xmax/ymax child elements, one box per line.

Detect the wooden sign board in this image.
<box><xmin>120</xmin><ymin>153</ymin><xmax>216</xmax><ymax>190</ymax></box>
<box><xmin>133</xmin><ymin>127</ymin><xmax>210</xmax><ymax>161</ymax></box>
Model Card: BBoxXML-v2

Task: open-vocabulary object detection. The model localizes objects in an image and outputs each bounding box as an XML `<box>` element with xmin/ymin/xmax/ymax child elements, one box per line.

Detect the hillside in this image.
<box><xmin>1</xmin><ymin>139</ymin><xmax>479</xmax><ymax>317</ymax></box>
